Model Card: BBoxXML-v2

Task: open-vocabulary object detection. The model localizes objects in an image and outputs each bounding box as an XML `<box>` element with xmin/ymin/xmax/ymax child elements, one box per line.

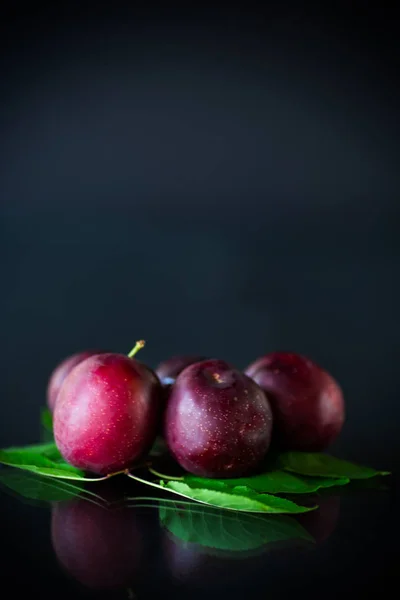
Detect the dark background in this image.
<box><xmin>2</xmin><ymin>3</ymin><xmax>399</xmax><ymax>468</ymax></box>
<box><xmin>0</xmin><ymin>4</ymin><xmax>399</xmax><ymax>597</ymax></box>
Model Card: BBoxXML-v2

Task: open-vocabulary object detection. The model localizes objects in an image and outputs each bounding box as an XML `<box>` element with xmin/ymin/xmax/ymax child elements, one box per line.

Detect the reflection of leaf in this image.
<box><xmin>0</xmin><ymin>444</ymin><xmax>105</xmax><ymax>481</ymax></box>
<box><xmin>0</xmin><ymin>470</ymin><xmax>91</xmax><ymax>502</ymax></box>
<box><xmin>185</xmin><ymin>471</ymin><xmax>349</xmax><ymax>494</ymax></box>
<box><xmin>161</xmin><ymin>481</ymin><xmax>315</xmax><ymax>514</ymax></box>
<box><xmin>159</xmin><ymin>502</ymin><xmax>314</xmax><ymax>551</ymax></box>
<box><xmin>280</xmin><ymin>452</ymin><xmax>390</xmax><ymax>479</ymax></box>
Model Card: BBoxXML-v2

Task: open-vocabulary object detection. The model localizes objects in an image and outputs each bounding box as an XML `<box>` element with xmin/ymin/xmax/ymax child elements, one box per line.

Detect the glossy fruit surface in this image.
<box><xmin>155</xmin><ymin>355</ymin><xmax>207</xmax><ymax>435</ymax></box>
<box><xmin>54</xmin><ymin>353</ymin><xmax>161</xmax><ymax>474</ymax></box>
<box><xmin>156</xmin><ymin>355</ymin><xmax>207</xmax><ymax>386</ymax></box>
<box><xmin>165</xmin><ymin>359</ymin><xmax>273</xmax><ymax>478</ymax></box>
<box><xmin>47</xmin><ymin>350</ymin><xmax>105</xmax><ymax>412</ymax></box>
<box><xmin>245</xmin><ymin>352</ymin><xmax>345</xmax><ymax>451</ymax></box>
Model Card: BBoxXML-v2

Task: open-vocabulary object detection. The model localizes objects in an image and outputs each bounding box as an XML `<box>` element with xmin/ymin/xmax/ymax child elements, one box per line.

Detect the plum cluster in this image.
<box><xmin>49</xmin><ymin>343</ymin><xmax>345</xmax><ymax>478</ymax></box>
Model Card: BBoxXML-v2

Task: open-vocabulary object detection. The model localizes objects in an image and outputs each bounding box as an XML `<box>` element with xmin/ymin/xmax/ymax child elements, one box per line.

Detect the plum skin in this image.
<box><xmin>165</xmin><ymin>359</ymin><xmax>273</xmax><ymax>478</ymax></box>
<box><xmin>156</xmin><ymin>355</ymin><xmax>208</xmax><ymax>386</ymax></box>
<box><xmin>155</xmin><ymin>355</ymin><xmax>207</xmax><ymax>434</ymax></box>
<box><xmin>245</xmin><ymin>352</ymin><xmax>345</xmax><ymax>451</ymax></box>
<box><xmin>47</xmin><ymin>350</ymin><xmax>105</xmax><ymax>412</ymax></box>
<box><xmin>54</xmin><ymin>353</ymin><xmax>161</xmax><ymax>475</ymax></box>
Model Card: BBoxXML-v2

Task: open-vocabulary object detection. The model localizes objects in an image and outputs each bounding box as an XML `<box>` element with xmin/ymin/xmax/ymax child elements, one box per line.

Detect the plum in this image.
<box><xmin>155</xmin><ymin>355</ymin><xmax>207</xmax><ymax>435</ymax></box>
<box><xmin>54</xmin><ymin>351</ymin><xmax>162</xmax><ymax>474</ymax></box>
<box><xmin>245</xmin><ymin>352</ymin><xmax>345</xmax><ymax>451</ymax></box>
<box><xmin>51</xmin><ymin>496</ymin><xmax>154</xmax><ymax>590</ymax></box>
<box><xmin>156</xmin><ymin>355</ymin><xmax>208</xmax><ymax>387</ymax></box>
<box><xmin>164</xmin><ymin>359</ymin><xmax>273</xmax><ymax>478</ymax></box>
<box><xmin>47</xmin><ymin>350</ymin><xmax>105</xmax><ymax>412</ymax></box>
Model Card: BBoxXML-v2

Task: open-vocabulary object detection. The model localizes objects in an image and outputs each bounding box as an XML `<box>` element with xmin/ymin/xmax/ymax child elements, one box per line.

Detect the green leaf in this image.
<box><xmin>0</xmin><ymin>470</ymin><xmax>89</xmax><ymax>502</ymax></box>
<box><xmin>0</xmin><ymin>443</ymin><xmax>105</xmax><ymax>481</ymax></box>
<box><xmin>8</xmin><ymin>442</ymin><xmax>60</xmax><ymax>456</ymax></box>
<box><xmin>160</xmin><ymin>480</ymin><xmax>315</xmax><ymax>514</ymax></box>
<box><xmin>40</xmin><ymin>407</ymin><xmax>53</xmax><ymax>433</ymax></box>
<box><xmin>14</xmin><ymin>442</ymin><xmax>65</xmax><ymax>463</ymax></box>
<box><xmin>280</xmin><ymin>452</ymin><xmax>390</xmax><ymax>480</ymax></box>
<box><xmin>159</xmin><ymin>503</ymin><xmax>314</xmax><ymax>551</ymax></box>
<box><xmin>185</xmin><ymin>470</ymin><xmax>349</xmax><ymax>495</ymax></box>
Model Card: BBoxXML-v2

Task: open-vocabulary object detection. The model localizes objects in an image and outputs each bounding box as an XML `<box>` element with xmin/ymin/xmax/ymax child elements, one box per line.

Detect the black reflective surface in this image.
<box><xmin>0</xmin><ymin>467</ymin><xmax>397</xmax><ymax>599</ymax></box>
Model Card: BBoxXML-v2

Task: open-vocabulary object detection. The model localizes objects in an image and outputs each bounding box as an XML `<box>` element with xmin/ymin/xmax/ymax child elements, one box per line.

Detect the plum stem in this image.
<box><xmin>127</xmin><ymin>340</ymin><xmax>146</xmax><ymax>358</ymax></box>
<box><xmin>148</xmin><ymin>466</ymin><xmax>184</xmax><ymax>481</ymax></box>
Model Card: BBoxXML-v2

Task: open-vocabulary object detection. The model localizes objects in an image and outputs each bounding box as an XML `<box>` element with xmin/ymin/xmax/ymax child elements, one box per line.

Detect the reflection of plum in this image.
<box><xmin>163</xmin><ymin>534</ymin><xmax>269</xmax><ymax>587</ymax></box>
<box><xmin>51</xmin><ymin>496</ymin><xmax>155</xmax><ymax>590</ymax></box>
<box><xmin>296</xmin><ymin>495</ymin><xmax>341</xmax><ymax>544</ymax></box>
<box><xmin>161</xmin><ymin>497</ymin><xmax>340</xmax><ymax>589</ymax></box>
<box><xmin>160</xmin><ymin>506</ymin><xmax>310</xmax><ymax>587</ymax></box>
